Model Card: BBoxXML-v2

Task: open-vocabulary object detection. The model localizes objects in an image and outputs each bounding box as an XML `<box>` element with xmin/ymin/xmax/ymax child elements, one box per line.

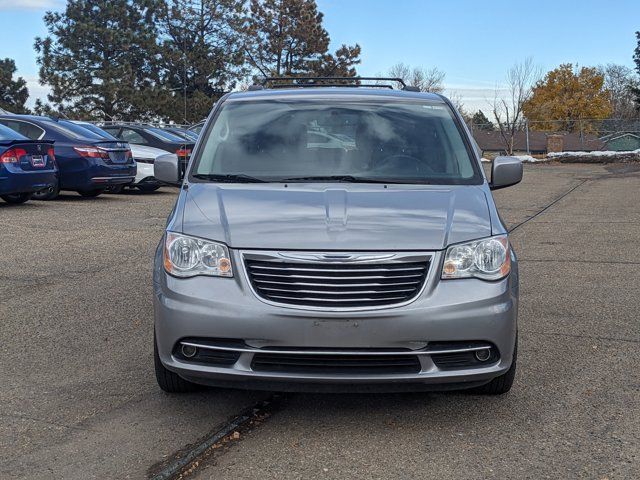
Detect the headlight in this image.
<box><xmin>441</xmin><ymin>235</ymin><xmax>510</xmax><ymax>280</ymax></box>
<box><xmin>163</xmin><ymin>232</ymin><xmax>232</xmax><ymax>278</ymax></box>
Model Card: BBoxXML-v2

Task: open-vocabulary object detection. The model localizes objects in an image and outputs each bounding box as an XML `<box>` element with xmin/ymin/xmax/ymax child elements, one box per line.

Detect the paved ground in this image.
<box><xmin>1</xmin><ymin>163</ymin><xmax>638</xmax><ymax>479</ymax></box>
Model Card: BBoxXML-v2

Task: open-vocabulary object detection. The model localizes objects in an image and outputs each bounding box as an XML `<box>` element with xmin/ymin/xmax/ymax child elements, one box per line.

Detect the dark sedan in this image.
<box><xmin>163</xmin><ymin>126</ymin><xmax>199</xmax><ymax>141</ymax></box>
<box><xmin>0</xmin><ymin>123</ymin><xmax>57</xmax><ymax>204</ymax></box>
<box><xmin>101</xmin><ymin>124</ymin><xmax>194</xmax><ymax>179</ymax></box>
<box><xmin>0</xmin><ymin>115</ymin><xmax>135</xmax><ymax>199</ymax></box>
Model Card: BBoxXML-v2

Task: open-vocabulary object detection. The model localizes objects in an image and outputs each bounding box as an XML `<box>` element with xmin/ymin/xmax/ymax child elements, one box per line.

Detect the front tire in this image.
<box><xmin>154</xmin><ymin>333</ymin><xmax>198</xmax><ymax>393</ymax></box>
<box><xmin>1</xmin><ymin>193</ymin><xmax>32</xmax><ymax>204</ymax></box>
<box><xmin>77</xmin><ymin>189</ymin><xmax>104</xmax><ymax>198</ymax></box>
<box><xmin>471</xmin><ymin>339</ymin><xmax>517</xmax><ymax>395</ymax></box>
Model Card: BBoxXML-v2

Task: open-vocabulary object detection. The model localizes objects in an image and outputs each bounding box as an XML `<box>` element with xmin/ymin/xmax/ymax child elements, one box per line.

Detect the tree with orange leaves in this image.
<box><xmin>523</xmin><ymin>64</ymin><xmax>612</xmax><ymax>133</ymax></box>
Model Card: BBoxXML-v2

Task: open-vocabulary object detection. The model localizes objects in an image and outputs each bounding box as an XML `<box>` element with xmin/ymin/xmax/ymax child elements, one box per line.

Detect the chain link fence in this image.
<box><xmin>468</xmin><ymin>118</ymin><xmax>640</xmax><ymax>154</ymax></box>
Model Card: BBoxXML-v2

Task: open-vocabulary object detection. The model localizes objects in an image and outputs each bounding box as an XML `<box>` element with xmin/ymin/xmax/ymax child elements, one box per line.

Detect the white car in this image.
<box><xmin>129</xmin><ymin>144</ymin><xmax>167</xmax><ymax>192</ymax></box>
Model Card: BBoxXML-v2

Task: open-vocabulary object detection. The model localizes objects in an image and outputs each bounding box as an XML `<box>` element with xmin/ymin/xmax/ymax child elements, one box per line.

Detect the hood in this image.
<box><xmin>129</xmin><ymin>144</ymin><xmax>169</xmax><ymax>159</ymax></box>
<box><xmin>181</xmin><ymin>183</ymin><xmax>492</xmax><ymax>251</ymax></box>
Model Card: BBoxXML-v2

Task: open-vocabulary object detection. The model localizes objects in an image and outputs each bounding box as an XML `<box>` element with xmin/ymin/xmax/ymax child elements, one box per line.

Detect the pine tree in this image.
<box><xmin>0</xmin><ymin>58</ymin><xmax>30</xmax><ymax>114</ymax></box>
<box><xmin>157</xmin><ymin>0</ymin><xmax>247</xmax><ymax>123</ymax></box>
<box><xmin>34</xmin><ymin>0</ymin><xmax>166</xmax><ymax>121</ymax></box>
<box><xmin>632</xmin><ymin>31</ymin><xmax>640</xmax><ymax>108</ymax></box>
<box><xmin>243</xmin><ymin>0</ymin><xmax>360</xmax><ymax>79</ymax></box>
<box><xmin>471</xmin><ymin>110</ymin><xmax>494</xmax><ymax>131</ymax></box>
<box><xmin>522</xmin><ymin>64</ymin><xmax>612</xmax><ymax>133</ymax></box>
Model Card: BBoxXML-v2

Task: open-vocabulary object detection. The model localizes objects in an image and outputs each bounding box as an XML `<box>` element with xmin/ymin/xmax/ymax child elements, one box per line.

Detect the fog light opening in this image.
<box><xmin>181</xmin><ymin>344</ymin><xmax>197</xmax><ymax>358</ymax></box>
<box><xmin>475</xmin><ymin>349</ymin><xmax>491</xmax><ymax>362</ymax></box>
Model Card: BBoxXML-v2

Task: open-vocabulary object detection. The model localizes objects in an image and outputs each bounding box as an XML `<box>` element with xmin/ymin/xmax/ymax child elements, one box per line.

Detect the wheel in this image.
<box><xmin>77</xmin><ymin>189</ymin><xmax>104</xmax><ymax>198</ymax></box>
<box><xmin>470</xmin><ymin>338</ymin><xmax>517</xmax><ymax>395</ymax></box>
<box><xmin>106</xmin><ymin>184</ymin><xmax>124</xmax><ymax>194</ymax></box>
<box><xmin>154</xmin><ymin>333</ymin><xmax>198</xmax><ymax>393</ymax></box>
<box><xmin>1</xmin><ymin>193</ymin><xmax>31</xmax><ymax>204</ymax></box>
<box><xmin>32</xmin><ymin>183</ymin><xmax>60</xmax><ymax>201</ymax></box>
<box><xmin>137</xmin><ymin>184</ymin><xmax>160</xmax><ymax>193</ymax></box>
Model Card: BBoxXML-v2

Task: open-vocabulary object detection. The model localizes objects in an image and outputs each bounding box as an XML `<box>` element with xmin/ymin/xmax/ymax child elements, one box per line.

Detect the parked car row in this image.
<box><xmin>0</xmin><ymin>115</ymin><xmax>203</xmax><ymax>205</ymax></box>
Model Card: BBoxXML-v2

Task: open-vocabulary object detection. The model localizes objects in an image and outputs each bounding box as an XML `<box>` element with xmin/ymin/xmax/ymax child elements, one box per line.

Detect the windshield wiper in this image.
<box><xmin>279</xmin><ymin>175</ymin><xmax>406</xmax><ymax>184</ymax></box>
<box><xmin>192</xmin><ymin>173</ymin><xmax>268</xmax><ymax>183</ymax></box>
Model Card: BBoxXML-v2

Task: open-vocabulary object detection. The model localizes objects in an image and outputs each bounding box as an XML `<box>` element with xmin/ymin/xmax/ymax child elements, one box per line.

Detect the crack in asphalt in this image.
<box><xmin>508</xmin><ymin>179</ymin><xmax>589</xmax><ymax>233</ymax></box>
<box><xmin>523</xmin><ymin>329</ymin><xmax>640</xmax><ymax>345</ymax></box>
<box><xmin>146</xmin><ymin>395</ymin><xmax>284</xmax><ymax>480</ymax></box>
<box><xmin>0</xmin><ymin>412</ymin><xmax>95</xmax><ymax>432</ymax></box>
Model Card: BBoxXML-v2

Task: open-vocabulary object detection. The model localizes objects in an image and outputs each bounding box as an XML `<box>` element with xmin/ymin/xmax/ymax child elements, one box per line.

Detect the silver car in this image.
<box><xmin>153</xmin><ymin>83</ymin><xmax>523</xmax><ymax>394</ymax></box>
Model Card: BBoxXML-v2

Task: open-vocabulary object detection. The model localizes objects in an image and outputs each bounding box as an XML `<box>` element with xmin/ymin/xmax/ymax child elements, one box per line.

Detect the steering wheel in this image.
<box><xmin>375</xmin><ymin>154</ymin><xmax>436</xmax><ymax>175</ymax></box>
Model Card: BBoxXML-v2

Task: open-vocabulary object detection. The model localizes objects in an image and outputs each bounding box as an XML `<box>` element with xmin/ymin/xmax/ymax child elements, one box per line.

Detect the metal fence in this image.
<box><xmin>467</xmin><ymin>118</ymin><xmax>640</xmax><ymax>154</ymax></box>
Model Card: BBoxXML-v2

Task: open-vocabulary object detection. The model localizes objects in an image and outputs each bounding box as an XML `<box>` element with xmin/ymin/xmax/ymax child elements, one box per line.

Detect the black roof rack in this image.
<box><xmin>249</xmin><ymin>77</ymin><xmax>422</xmax><ymax>92</ymax></box>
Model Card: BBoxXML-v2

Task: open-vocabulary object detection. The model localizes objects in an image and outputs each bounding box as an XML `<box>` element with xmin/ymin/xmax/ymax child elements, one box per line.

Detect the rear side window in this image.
<box><xmin>0</xmin><ymin>123</ymin><xmax>28</xmax><ymax>141</ymax></box>
<box><xmin>120</xmin><ymin>128</ymin><xmax>147</xmax><ymax>144</ymax></box>
<box><xmin>193</xmin><ymin>99</ymin><xmax>481</xmax><ymax>184</ymax></box>
<box><xmin>0</xmin><ymin>120</ymin><xmax>45</xmax><ymax>140</ymax></box>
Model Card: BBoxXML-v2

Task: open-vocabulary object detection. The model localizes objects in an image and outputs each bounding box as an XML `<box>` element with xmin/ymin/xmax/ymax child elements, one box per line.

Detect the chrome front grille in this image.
<box><xmin>243</xmin><ymin>252</ymin><xmax>431</xmax><ymax>310</ymax></box>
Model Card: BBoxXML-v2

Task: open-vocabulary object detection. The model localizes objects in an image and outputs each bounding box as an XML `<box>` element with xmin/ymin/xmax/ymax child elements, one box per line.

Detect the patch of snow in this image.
<box><xmin>513</xmin><ymin>155</ymin><xmax>547</xmax><ymax>163</ymax></box>
<box><xmin>548</xmin><ymin>149</ymin><xmax>640</xmax><ymax>158</ymax></box>
<box><xmin>481</xmin><ymin>157</ymin><xmax>492</xmax><ymax>163</ymax></box>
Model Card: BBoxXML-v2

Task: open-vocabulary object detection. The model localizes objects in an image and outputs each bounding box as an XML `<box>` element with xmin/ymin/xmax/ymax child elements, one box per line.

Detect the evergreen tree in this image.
<box><xmin>157</xmin><ymin>0</ymin><xmax>246</xmax><ymax>123</ymax></box>
<box><xmin>471</xmin><ymin>110</ymin><xmax>494</xmax><ymax>131</ymax></box>
<box><xmin>34</xmin><ymin>0</ymin><xmax>166</xmax><ymax>121</ymax></box>
<box><xmin>243</xmin><ymin>0</ymin><xmax>360</xmax><ymax>79</ymax></box>
<box><xmin>633</xmin><ymin>31</ymin><xmax>640</xmax><ymax>108</ymax></box>
<box><xmin>0</xmin><ymin>58</ymin><xmax>30</xmax><ymax>114</ymax></box>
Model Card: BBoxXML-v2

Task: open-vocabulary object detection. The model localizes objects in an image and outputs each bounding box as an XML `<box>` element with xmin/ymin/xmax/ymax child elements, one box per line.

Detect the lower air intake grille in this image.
<box><xmin>244</xmin><ymin>254</ymin><xmax>430</xmax><ymax>309</ymax></box>
<box><xmin>251</xmin><ymin>352</ymin><xmax>421</xmax><ymax>375</ymax></box>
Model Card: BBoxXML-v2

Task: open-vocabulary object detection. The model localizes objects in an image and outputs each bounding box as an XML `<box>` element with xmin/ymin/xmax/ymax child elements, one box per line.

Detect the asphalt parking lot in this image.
<box><xmin>1</xmin><ymin>163</ymin><xmax>639</xmax><ymax>479</ymax></box>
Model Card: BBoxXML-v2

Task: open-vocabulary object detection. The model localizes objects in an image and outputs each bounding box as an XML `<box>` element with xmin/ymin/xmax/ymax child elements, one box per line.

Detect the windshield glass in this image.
<box><xmin>66</xmin><ymin>122</ymin><xmax>118</xmax><ymax>140</ymax></box>
<box><xmin>192</xmin><ymin>99</ymin><xmax>480</xmax><ymax>184</ymax></box>
<box><xmin>146</xmin><ymin>127</ymin><xmax>187</xmax><ymax>142</ymax></box>
<box><xmin>45</xmin><ymin>120</ymin><xmax>106</xmax><ymax>140</ymax></box>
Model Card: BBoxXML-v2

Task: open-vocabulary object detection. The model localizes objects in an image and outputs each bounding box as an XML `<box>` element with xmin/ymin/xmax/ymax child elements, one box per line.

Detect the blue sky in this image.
<box><xmin>1</xmin><ymin>0</ymin><xmax>639</xmax><ymax>112</ymax></box>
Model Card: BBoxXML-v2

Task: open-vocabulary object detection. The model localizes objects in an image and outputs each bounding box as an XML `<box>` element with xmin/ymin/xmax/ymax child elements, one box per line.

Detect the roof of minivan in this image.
<box><xmin>225</xmin><ymin>87</ymin><xmax>446</xmax><ymax>102</ymax></box>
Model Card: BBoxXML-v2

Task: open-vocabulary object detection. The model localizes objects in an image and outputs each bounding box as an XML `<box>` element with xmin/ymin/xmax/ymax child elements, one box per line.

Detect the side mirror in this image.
<box><xmin>490</xmin><ymin>156</ymin><xmax>523</xmax><ymax>190</ymax></box>
<box><xmin>154</xmin><ymin>153</ymin><xmax>181</xmax><ymax>186</ymax></box>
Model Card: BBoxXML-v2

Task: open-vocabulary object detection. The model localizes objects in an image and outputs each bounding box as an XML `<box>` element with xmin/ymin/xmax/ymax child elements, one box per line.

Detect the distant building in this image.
<box><xmin>600</xmin><ymin>133</ymin><xmax>640</xmax><ymax>152</ymax></box>
<box><xmin>473</xmin><ymin>130</ymin><xmax>604</xmax><ymax>157</ymax></box>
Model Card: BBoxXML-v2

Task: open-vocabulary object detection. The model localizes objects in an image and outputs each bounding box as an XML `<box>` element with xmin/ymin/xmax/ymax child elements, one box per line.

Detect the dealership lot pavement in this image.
<box><xmin>1</xmin><ymin>164</ymin><xmax>639</xmax><ymax>479</ymax></box>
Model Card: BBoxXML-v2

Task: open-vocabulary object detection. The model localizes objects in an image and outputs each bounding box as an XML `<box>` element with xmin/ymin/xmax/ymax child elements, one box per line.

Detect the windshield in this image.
<box><xmin>67</xmin><ymin>121</ymin><xmax>119</xmax><ymax>140</ymax></box>
<box><xmin>192</xmin><ymin>99</ymin><xmax>480</xmax><ymax>184</ymax></box>
<box><xmin>45</xmin><ymin>120</ymin><xmax>106</xmax><ymax>140</ymax></box>
<box><xmin>169</xmin><ymin>128</ymin><xmax>199</xmax><ymax>141</ymax></box>
<box><xmin>146</xmin><ymin>127</ymin><xmax>187</xmax><ymax>143</ymax></box>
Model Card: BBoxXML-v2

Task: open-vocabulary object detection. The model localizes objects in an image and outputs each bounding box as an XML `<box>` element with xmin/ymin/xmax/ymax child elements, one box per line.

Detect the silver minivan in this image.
<box><xmin>153</xmin><ymin>80</ymin><xmax>522</xmax><ymax>394</ymax></box>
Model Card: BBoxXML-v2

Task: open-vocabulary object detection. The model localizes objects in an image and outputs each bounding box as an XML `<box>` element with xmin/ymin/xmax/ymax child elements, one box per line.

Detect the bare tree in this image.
<box><xmin>490</xmin><ymin>57</ymin><xmax>540</xmax><ymax>154</ymax></box>
<box><xmin>388</xmin><ymin>62</ymin><xmax>445</xmax><ymax>93</ymax></box>
<box><xmin>446</xmin><ymin>90</ymin><xmax>470</xmax><ymax>118</ymax></box>
<box><xmin>598</xmin><ymin>64</ymin><xmax>640</xmax><ymax>121</ymax></box>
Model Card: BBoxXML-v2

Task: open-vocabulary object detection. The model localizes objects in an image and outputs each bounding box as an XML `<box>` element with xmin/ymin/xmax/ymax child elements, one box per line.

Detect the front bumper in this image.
<box><xmin>153</xmin><ymin>247</ymin><xmax>519</xmax><ymax>391</ymax></box>
<box><xmin>134</xmin><ymin>161</ymin><xmax>157</xmax><ymax>185</ymax></box>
